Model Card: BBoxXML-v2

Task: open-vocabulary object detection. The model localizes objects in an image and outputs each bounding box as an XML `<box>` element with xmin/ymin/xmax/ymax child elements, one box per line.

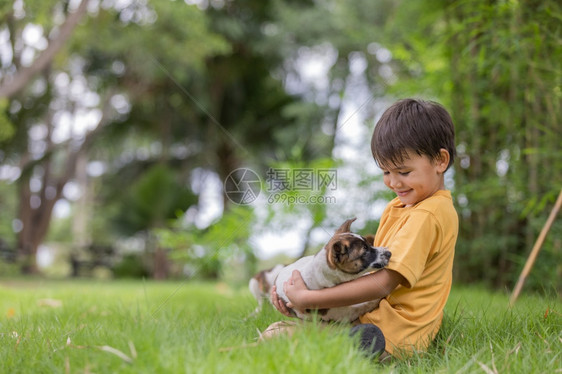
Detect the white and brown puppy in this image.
<box><xmin>249</xmin><ymin>218</ymin><xmax>391</xmax><ymax>322</ymax></box>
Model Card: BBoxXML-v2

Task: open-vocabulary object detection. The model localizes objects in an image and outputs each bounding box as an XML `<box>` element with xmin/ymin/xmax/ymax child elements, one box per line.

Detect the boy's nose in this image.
<box><xmin>389</xmin><ymin>175</ymin><xmax>402</xmax><ymax>188</ymax></box>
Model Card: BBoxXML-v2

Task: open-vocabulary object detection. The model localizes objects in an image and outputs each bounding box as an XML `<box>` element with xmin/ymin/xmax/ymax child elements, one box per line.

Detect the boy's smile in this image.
<box><xmin>381</xmin><ymin>149</ymin><xmax>449</xmax><ymax>207</ymax></box>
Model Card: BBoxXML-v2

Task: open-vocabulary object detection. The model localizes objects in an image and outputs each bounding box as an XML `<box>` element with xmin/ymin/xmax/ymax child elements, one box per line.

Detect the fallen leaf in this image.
<box><xmin>507</xmin><ymin>342</ymin><xmax>521</xmax><ymax>356</ymax></box>
<box><xmin>14</xmin><ymin>332</ymin><xmax>21</xmax><ymax>351</ymax></box>
<box><xmin>477</xmin><ymin>361</ymin><xmax>497</xmax><ymax>374</ymax></box>
<box><xmin>128</xmin><ymin>340</ymin><xmax>137</xmax><ymax>359</ymax></box>
<box><xmin>38</xmin><ymin>299</ymin><xmax>63</xmax><ymax>308</ymax></box>
<box><xmin>98</xmin><ymin>345</ymin><xmax>133</xmax><ymax>364</ymax></box>
<box><xmin>215</xmin><ymin>282</ymin><xmax>232</xmax><ymax>295</ymax></box>
<box><xmin>6</xmin><ymin>308</ymin><xmax>15</xmax><ymax>318</ymax></box>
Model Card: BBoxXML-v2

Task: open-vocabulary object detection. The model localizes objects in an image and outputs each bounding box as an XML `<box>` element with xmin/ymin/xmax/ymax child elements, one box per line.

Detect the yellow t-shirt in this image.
<box><xmin>359</xmin><ymin>190</ymin><xmax>458</xmax><ymax>358</ymax></box>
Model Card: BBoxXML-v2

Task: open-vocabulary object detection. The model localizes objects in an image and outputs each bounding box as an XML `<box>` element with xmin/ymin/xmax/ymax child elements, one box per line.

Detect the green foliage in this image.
<box><xmin>377</xmin><ymin>0</ymin><xmax>450</xmax><ymax>98</ymax></box>
<box><xmin>157</xmin><ymin>206</ymin><xmax>255</xmax><ymax>279</ymax></box>
<box><xmin>112</xmin><ymin>164</ymin><xmax>197</xmax><ymax>235</ymax></box>
<box><xmin>0</xmin><ymin>99</ymin><xmax>14</xmax><ymax>142</ymax></box>
<box><xmin>112</xmin><ymin>254</ymin><xmax>150</xmax><ymax>279</ymax></box>
<box><xmin>0</xmin><ymin>0</ymin><xmax>559</xmax><ymax>292</ymax></box>
<box><xmin>0</xmin><ymin>0</ymin><xmax>12</xmax><ymax>18</ymax></box>
<box><xmin>72</xmin><ymin>1</ymin><xmax>230</xmax><ymax>75</ymax></box>
<box><xmin>0</xmin><ymin>180</ymin><xmax>16</xmax><ymax>247</ymax></box>
<box><xmin>0</xmin><ymin>0</ymin><xmax>59</xmax><ymax>28</ymax></box>
<box><xmin>0</xmin><ymin>261</ymin><xmax>19</xmax><ymax>276</ymax></box>
<box><xmin>376</xmin><ymin>0</ymin><xmax>562</xmax><ymax>290</ymax></box>
<box><xmin>262</xmin><ymin>157</ymin><xmax>338</xmax><ymax>226</ymax></box>
<box><xmin>445</xmin><ymin>0</ymin><xmax>562</xmax><ymax>289</ymax></box>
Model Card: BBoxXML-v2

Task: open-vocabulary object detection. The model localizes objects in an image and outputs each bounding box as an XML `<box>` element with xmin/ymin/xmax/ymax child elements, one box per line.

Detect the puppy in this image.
<box><xmin>249</xmin><ymin>218</ymin><xmax>391</xmax><ymax>322</ymax></box>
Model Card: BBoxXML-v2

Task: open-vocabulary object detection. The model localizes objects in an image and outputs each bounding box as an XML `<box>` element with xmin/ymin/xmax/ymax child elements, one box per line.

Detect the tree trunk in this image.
<box><xmin>216</xmin><ymin>138</ymin><xmax>242</xmax><ymax>211</ymax></box>
<box><xmin>16</xmin><ymin>169</ymin><xmax>64</xmax><ymax>274</ymax></box>
<box><xmin>153</xmin><ymin>247</ymin><xmax>170</xmax><ymax>280</ymax></box>
<box><xmin>15</xmin><ymin>91</ymin><xmax>114</xmax><ymax>274</ymax></box>
<box><xmin>151</xmin><ymin>112</ymin><xmax>173</xmax><ymax>280</ymax></box>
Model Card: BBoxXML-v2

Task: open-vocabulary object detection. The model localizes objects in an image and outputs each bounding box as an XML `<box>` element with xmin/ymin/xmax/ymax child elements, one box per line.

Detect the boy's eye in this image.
<box><xmin>383</xmin><ymin>171</ymin><xmax>390</xmax><ymax>175</ymax></box>
<box><xmin>399</xmin><ymin>171</ymin><xmax>410</xmax><ymax>176</ymax></box>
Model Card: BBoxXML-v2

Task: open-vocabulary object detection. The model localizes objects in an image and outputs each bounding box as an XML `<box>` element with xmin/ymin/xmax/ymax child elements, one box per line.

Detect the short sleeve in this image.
<box><xmin>386</xmin><ymin>210</ymin><xmax>441</xmax><ymax>288</ymax></box>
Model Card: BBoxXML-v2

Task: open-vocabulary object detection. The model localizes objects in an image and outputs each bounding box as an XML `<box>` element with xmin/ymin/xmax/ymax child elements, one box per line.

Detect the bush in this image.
<box><xmin>112</xmin><ymin>254</ymin><xmax>150</xmax><ymax>279</ymax></box>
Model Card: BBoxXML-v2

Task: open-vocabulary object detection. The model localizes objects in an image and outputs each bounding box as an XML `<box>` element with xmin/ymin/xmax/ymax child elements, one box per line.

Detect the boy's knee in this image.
<box><xmin>349</xmin><ymin>323</ymin><xmax>386</xmax><ymax>358</ymax></box>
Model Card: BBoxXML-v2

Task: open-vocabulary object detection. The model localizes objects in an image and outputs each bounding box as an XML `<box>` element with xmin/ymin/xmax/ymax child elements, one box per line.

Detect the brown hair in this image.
<box><xmin>371</xmin><ymin>98</ymin><xmax>456</xmax><ymax>171</ymax></box>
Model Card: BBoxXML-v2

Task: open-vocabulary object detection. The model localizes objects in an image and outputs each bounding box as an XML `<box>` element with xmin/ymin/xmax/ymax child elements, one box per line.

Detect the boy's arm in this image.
<box><xmin>280</xmin><ymin>269</ymin><xmax>405</xmax><ymax>312</ymax></box>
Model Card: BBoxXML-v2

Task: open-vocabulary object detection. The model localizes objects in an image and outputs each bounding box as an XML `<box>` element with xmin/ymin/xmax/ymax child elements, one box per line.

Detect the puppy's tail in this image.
<box><xmin>249</xmin><ymin>278</ymin><xmax>263</xmax><ymax>303</ymax></box>
<box><xmin>246</xmin><ymin>273</ymin><xmax>269</xmax><ymax>319</ymax></box>
<box><xmin>247</xmin><ymin>264</ymin><xmax>285</xmax><ymax>319</ymax></box>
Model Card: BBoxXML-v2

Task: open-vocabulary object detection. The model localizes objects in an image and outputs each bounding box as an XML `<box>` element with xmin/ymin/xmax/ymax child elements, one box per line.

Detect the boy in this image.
<box><xmin>270</xmin><ymin>98</ymin><xmax>459</xmax><ymax>360</ymax></box>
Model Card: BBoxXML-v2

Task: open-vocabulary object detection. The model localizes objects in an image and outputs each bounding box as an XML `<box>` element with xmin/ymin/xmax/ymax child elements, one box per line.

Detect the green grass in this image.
<box><xmin>0</xmin><ymin>279</ymin><xmax>560</xmax><ymax>373</ymax></box>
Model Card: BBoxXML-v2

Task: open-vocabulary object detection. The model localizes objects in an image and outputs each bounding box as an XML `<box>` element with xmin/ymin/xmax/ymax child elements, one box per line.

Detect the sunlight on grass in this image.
<box><xmin>1</xmin><ymin>280</ymin><xmax>560</xmax><ymax>373</ymax></box>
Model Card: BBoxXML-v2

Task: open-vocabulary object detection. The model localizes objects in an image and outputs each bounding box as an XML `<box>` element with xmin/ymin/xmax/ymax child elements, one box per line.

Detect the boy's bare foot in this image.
<box><xmin>260</xmin><ymin>320</ymin><xmax>298</xmax><ymax>340</ymax></box>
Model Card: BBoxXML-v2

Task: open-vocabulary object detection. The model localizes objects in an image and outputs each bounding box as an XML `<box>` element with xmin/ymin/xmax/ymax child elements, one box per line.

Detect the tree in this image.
<box><xmin>446</xmin><ymin>0</ymin><xmax>562</xmax><ymax>288</ymax></box>
<box><xmin>0</xmin><ymin>0</ymin><xmax>90</xmax><ymax>98</ymax></box>
<box><xmin>239</xmin><ymin>0</ymin><xmax>399</xmax><ymax>257</ymax></box>
<box><xmin>0</xmin><ymin>0</ymin><xmax>228</xmax><ymax>273</ymax></box>
<box><xmin>378</xmin><ymin>0</ymin><xmax>562</xmax><ymax>288</ymax></box>
<box><xmin>1</xmin><ymin>0</ymin><xmax>346</xmax><ymax>276</ymax></box>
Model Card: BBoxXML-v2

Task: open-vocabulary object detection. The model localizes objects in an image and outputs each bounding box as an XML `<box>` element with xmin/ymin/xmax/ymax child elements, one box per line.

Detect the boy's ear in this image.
<box><xmin>436</xmin><ymin>148</ymin><xmax>450</xmax><ymax>173</ymax></box>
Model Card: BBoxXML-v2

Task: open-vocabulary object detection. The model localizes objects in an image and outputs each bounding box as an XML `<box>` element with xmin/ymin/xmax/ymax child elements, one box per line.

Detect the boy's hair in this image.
<box><xmin>371</xmin><ymin>98</ymin><xmax>456</xmax><ymax>171</ymax></box>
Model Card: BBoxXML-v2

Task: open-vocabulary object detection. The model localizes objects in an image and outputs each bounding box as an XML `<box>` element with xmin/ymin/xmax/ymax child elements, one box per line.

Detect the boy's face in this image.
<box><xmin>380</xmin><ymin>149</ymin><xmax>449</xmax><ymax>207</ymax></box>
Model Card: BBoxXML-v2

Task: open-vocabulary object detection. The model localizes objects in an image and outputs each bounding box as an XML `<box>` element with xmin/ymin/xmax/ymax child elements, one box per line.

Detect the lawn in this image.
<box><xmin>0</xmin><ymin>279</ymin><xmax>560</xmax><ymax>373</ymax></box>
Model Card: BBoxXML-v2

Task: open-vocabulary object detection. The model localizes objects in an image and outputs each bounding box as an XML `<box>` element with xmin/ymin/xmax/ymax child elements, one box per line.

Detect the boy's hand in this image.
<box><xmin>270</xmin><ymin>285</ymin><xmax>293</xmax><ymax>317</ymax></box>
<box><xmin>283</xmin><ymin>270</ymin><xmax>310</xmax><ymax>312</ymax></box>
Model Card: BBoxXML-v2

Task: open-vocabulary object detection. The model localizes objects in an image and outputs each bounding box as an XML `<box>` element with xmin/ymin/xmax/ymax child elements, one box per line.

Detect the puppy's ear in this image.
<box><xmin>326</xmin><ymin>240</ymin><xmax>344</xmax><ymax>269</ymax></box>
<box><xmin>365</xmin><ymin>235</ymin><xmax>375</xmax><ymax>246</ymax></box>
<box><xmin>333</xmin><ymin>241</ymin><xmax>347</xmax><ymax>254</ymax></box>
<box><xmin>335</xmin><ymin>218</ymin><xmax>356</xmax><ymax>234</ymax></box>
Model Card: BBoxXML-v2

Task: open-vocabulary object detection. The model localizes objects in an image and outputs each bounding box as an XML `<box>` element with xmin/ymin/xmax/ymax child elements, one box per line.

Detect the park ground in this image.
<box><xmin>0</xmin><ymin>279</ymin><xmax>560</xmax><ymax>373</ymax></box>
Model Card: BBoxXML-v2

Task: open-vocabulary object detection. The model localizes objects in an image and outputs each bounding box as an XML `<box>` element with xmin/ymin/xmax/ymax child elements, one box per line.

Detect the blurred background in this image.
<box><xmin>0</xmin><ymin>0</ymin><xmax>560</xmax><ymax>293</ymax></box>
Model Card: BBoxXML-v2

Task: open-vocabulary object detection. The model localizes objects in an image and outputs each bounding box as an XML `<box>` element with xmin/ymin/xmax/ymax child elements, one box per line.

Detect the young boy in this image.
<box><xmin>270</xmin><ymin>98</ymin><xmax>458</xmax><ymax>360</ymax></box>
